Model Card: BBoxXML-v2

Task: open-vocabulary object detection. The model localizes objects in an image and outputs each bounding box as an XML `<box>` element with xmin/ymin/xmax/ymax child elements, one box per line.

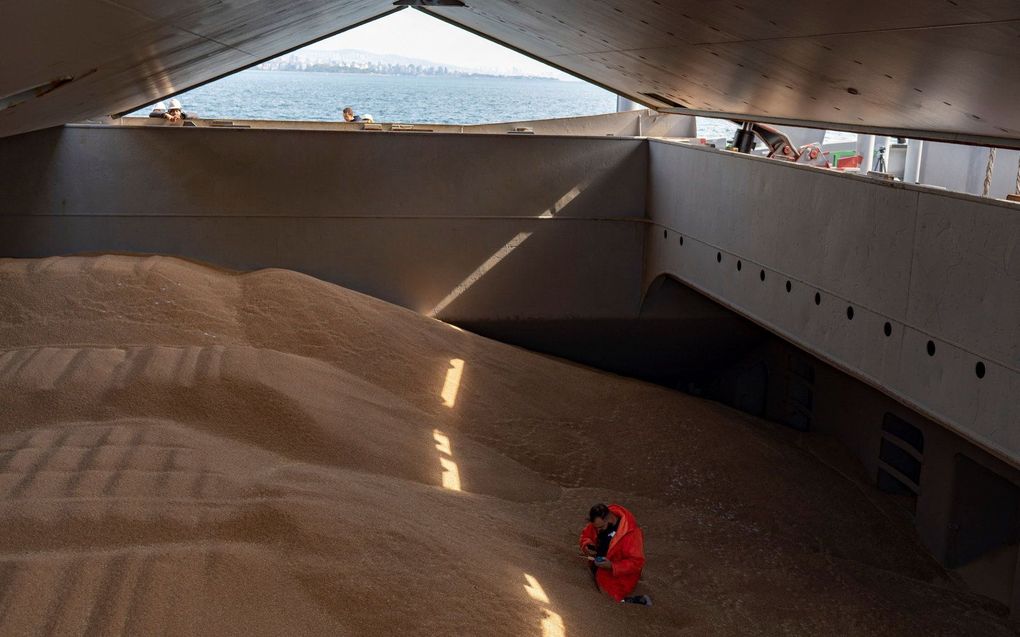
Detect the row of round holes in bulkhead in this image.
<box><xmin>661</xmin><ymin>228</ymin><xmax>988</xmax><ymax>380</ymax></box>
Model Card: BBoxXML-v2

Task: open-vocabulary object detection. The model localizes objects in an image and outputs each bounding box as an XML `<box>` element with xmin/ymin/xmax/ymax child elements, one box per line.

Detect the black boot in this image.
<box><xmin>622</xmin><ymin>595</ymin><xmax>652</xmax><ymax>606</ymax></box>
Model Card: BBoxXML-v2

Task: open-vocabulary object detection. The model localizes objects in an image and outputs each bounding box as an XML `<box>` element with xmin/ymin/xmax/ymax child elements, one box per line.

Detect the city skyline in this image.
<box><xmin>306</xmin><ymin>9</ymin><xmax>567</xmax><ymax>79</ymax></box>
<box><xmin>259</xmin><ymin>48</ymin><xmax>561</xmax><ymax>79</ymax></box>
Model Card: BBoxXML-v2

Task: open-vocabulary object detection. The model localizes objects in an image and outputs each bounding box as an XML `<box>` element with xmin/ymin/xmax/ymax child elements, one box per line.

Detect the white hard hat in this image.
<box><xmin>167</xmin><ymin>98</ymin><xmax>182</xmax><ymax>110</ymax></box>
<box><xmin>152</xmin><ymin>102</ymin><xmax>166</xmax><ymax>111</ymax></box>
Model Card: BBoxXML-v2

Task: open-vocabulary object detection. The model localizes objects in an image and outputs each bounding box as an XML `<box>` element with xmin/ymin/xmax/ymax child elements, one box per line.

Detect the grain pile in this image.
<box><xmin>0</xmin><ymin>255</ymin><xmax>1011</xmax><ymax>636</ymax></box>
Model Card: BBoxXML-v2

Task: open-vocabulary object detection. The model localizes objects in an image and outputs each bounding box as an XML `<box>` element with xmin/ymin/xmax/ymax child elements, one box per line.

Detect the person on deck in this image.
<box><xmin>148</xmin><ymin>102</ymin><xmax>167</xmax><ymax>118</ymax></box>
<box><xmin>342</xmin><ymin>106</ymin><xmax>363</xmax><ymax>123</ymax></box>
<box><xmin>151</xmin><ymin>98</ymin><xmax>190</xmax><ymax>122</ymax></box>
<box><xmin>578</xmin><ymin>503</ymin><xmax>651</xmax><ymax>606</ymax></box>
<box><xmin>164</xmin><ymin>98</ymin><xmax>189</xmax><ymax>122</ymax></box>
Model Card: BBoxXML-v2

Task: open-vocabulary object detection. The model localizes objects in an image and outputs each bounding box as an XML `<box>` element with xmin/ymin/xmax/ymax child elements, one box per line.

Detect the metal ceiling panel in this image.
<box><xmin>0</xmin><ymin>0</ymin><xmax>393</xmax><ymax>138</ymax></box>
<box><xmin>427</xmin><ymin>1</ymin><xmax>1020</xmax><ymax>146</ymax></box>
<box><xmin>2</xmin><ymin>0</ymin><xmax>1020</xmax><ymax>143</ymax></box>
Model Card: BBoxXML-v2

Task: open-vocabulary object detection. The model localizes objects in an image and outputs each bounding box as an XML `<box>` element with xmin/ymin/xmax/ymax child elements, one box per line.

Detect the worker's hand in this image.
<box><xmin>594</xmin><ymin>559</ymin><xmax>612</xmax><ymax>570</ymax></box>
<box><xmin>582</xmin><ymin>545</ymin><xmax>596</xmax><ymax>557</ymax></box>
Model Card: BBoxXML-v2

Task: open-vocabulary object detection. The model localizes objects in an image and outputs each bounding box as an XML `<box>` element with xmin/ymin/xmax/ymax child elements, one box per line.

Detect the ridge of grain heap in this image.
<box><xmin>0</xmin><ymin>255</ymin><xmax>1010</xmax><ymax>636</ymax></box>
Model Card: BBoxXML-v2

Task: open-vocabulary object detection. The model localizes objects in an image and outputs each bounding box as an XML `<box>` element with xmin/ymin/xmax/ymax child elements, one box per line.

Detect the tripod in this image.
<box><xmin>873</xmin><ymin>146</ymin><xmax>887</xmax><ymax>172</ymax></box>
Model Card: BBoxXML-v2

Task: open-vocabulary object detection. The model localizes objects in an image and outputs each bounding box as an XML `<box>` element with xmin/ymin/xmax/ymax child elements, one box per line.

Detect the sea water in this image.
<box><xmin>132</xmin><ymin>70</ymin><xmax>616</xmax><ymax>125</ymax></box>
<box><xmin>132</xmin><ymin>69</ymin><xmax>852</xmax><ymax>142</ymax></box>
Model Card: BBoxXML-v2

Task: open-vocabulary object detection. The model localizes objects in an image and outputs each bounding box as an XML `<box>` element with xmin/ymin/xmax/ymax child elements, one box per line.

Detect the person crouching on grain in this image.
<box><xmin>578</xmin><ymin>503</ymin><xmax>651</xmax><ymax>606</ymax></box>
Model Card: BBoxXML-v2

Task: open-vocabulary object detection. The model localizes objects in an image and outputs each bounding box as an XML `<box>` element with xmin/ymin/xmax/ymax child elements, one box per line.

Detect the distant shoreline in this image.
<box><xmin>252</xmin><ymin>68</ymin><xmax>560</xmax><ymax>81</ymax></box>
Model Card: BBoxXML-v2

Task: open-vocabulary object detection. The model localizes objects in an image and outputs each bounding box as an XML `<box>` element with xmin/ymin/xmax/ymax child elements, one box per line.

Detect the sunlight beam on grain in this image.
<box><xmin>433</xmin><ymin>429</ymin><xmax>461</xmax><ymax>491</ymax></box>
<box><xmin>439</xmin><ymin>456</ymin><xmax>462</xmax><ymax>491</ymax></box>
<box><xmin>440</xmin><ymin>358</ymin><xmax>464</xmax><ymax>408</ymax></box>
<box><xmin>523</xmin><ymin>573</ymin><xmax>550</xmax><ymax>604</ymax></box>
<box><xmin>542</xmin><ymin>610</ymin><xmax>566</xmax><ymax>637</ymax></box>
<box><xmin>523</xmin><ymin>573</ymin><xmax>567</xmax><ymax>637</ymax></box>
<box><xmin>433</xmin><ymin>429</ymin><xmax>452</xmax><ymax>455</ymax></box>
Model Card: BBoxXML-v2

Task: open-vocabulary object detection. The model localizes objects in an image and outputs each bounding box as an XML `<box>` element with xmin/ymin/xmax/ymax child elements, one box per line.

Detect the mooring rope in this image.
<box><xmin>982</xmin><ymin>147</ymin><xmax>996</xmax><ymax>197</ymax></box>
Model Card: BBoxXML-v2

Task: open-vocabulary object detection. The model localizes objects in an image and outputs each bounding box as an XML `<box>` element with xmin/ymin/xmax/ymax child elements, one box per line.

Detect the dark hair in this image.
<box><xmin>588</xmin><ymin>503</ymin><xmax>610</xmax><ymax>523</ymax></box>
<box><xmin>343</xmin><ymin>107</ymin><xmax>354</xmax><ymax>115</ymax></box>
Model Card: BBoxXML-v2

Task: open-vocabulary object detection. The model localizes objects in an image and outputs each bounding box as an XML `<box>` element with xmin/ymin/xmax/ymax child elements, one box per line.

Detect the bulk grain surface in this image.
<box><xmin>0</xmin><ymin>255</ymin><xmax>1012</xmax><ymax>636</ymax></box>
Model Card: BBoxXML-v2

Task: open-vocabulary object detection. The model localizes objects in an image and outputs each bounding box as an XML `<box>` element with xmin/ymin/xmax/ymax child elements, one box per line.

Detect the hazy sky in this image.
<box><xmin>308</xmin><ymin>8</ymin><xmax>564</xmax><ymax>78</ymax></box>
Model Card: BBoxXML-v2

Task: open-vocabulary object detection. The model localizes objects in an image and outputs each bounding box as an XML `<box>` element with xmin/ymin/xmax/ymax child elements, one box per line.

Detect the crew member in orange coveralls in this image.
<box><xmin>578</xmin><ymin>503</ymin><xmax>651</xmax><ymax>606</ymax></box>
